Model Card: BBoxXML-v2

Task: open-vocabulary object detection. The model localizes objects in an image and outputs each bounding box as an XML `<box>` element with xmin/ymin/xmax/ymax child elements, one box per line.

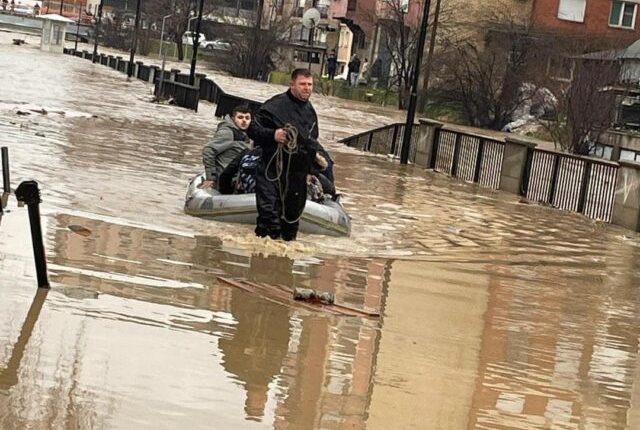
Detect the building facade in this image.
<box><xmin>532</xmin><ymin>0</ymin><xmax>640</xmax><ymax>45</ymax></box>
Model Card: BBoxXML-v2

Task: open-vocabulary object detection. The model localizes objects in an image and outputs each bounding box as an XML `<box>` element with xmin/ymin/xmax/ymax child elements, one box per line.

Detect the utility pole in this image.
<box><xmin>92</xmin><ymin>0</ymin><xmax>103</xmax><ymax>63</ymax></box>
<box><xmin>188</xmin><ymin>0</ymin><xmax>204</xmax><ymax>85</ymax></box>
<box><xmin>249</xmin><ymin>0</ymin><xmax>265</xmax><ymax>78</ymax></box>
<box><xmin>58</xmin><ymin>0</ymin><xmax>63</xmax><ymax>15</ymax></box>
<box><xmin>400</xmin><ymin>0</ymin><xmax>432</xmax><ymax>165</ymax></box>
<box><xmin>127</xmin><ymin>0</ymin><xmax>142</xmax><ymax>78</ymax></box>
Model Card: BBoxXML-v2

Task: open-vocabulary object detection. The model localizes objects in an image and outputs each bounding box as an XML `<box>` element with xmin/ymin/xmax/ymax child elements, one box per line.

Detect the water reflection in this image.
<box><xmin>0</xmin><ymin>289</ymin><xmax>49</xmax><ymax>391</ymax></box>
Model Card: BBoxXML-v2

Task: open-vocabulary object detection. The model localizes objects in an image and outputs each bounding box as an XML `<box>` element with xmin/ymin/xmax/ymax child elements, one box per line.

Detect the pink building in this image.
<box><xmin>329</xmin><ymin>0</ymin><xmax>423</xmax><ymax>79</ymax></box>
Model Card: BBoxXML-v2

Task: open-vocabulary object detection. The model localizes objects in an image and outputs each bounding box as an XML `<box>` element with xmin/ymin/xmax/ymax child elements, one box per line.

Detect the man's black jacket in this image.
<box><xmin>247</xmin><ymin>90</ymin><xmax>320</xmax><ymax>174</ymax></box>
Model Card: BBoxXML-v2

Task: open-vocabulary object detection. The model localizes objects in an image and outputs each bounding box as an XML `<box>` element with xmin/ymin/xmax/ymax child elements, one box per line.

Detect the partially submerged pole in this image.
<box><xmin>400</xmin><ymin>0</ymin><xmax>432</xmax><ymax>164</ymax></box>
<box><xmin>15</xmin><ymin>181</ymin><xmax>50</xmax><ymax>288</ymax></box>
<box><xmin>1</xmin><ymin>146</ymin><xmax>10</xmax><ymax>194</ymax></box>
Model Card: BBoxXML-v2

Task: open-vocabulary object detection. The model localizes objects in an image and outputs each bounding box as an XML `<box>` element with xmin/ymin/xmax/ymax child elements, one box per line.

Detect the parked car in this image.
<box><xmin>13</xmin><ymin>4</ymin><xmax>34</xmax><ymax>16</ymax></box>
<box><xmin>182</xmin><ymin>32</ymin><xmax>206</xmax><ymax>46</ymax></box>
<box><xmin>201</xmin><ymin>38</ymin><xmax>231</xmax><ymax>51</ymax></box>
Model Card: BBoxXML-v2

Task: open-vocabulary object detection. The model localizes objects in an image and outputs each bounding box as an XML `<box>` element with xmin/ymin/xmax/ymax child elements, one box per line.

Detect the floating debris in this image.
<box><xmin>35</xmin><ymin>132</ymin><xmax>45</xmax><ymax>137</ymax></box>
<box><xmin>68</xmin><ymin>225</ymin><xmax>92</xmax><ymax>236</ymax></box>
<box><xmin>15</xmin><ymin>110</ymin><xmax>30</xmax><ymax>116</ymax></box>
<box><xmin>293</xmin><ymin>287</ymin><xmax>335</xmax><ymax>305</ymax></box>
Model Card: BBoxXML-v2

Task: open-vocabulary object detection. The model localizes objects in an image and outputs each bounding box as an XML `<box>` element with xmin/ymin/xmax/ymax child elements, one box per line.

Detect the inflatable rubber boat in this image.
<box><xmin>184</xmin><ymin>174</ymin><xmax>351</xmax><ymax>237</ymax></box>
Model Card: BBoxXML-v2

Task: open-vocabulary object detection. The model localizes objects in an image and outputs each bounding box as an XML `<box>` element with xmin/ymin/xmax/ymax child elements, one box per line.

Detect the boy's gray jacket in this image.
<box><xmin>202</xmin><ymin>115</ymin><xmax>250</xmax><ymax>181</ymax></box>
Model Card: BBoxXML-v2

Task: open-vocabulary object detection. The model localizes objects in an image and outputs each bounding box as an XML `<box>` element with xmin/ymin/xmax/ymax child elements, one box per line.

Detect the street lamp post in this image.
<box><xmin>159</xmin><ymin>13</ymin><xmax>172</xmax><ymax>57</ymax></box>
<box><xmin>158</xmin><ymin>14</ymin><xmax>172</xmax><ymax>100</ymax></box>
<box><xmin>188</xmin><ymin>0</ymin><xmax>204</xmax><ymax>86</ymax></box>
<box><xmin>127</xmin><ymin>0</ymin><xmax>142</xmax><ymax>78</ymax></box>
<box><xmin>184</xmin><ymin>15</ymin><xmax>197</xmax><ymax>63</ymax></box>
<box><xmin>73</xmin><ymin>0</ymin><xmax>82</xmax><ymax>51</ymax></box>
<box><xmin>400</xmin><ymin>0</ymin><xmax>432</xmax><ymax>165</ymax></box>
<box><xmin>92</xmin><ymin>0</ymin><xmax>103</xmax><ymax>63</ymax></box>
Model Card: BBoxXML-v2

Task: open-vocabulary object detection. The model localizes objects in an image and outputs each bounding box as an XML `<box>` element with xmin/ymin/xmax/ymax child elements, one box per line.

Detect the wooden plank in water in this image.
<box><xmin>217</xmin><ymin>276</ymin><xmax>380</xmax><ymax>318</ymax></box>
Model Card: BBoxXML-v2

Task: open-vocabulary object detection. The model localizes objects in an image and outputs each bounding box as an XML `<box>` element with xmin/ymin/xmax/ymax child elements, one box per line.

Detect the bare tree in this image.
<box><xmin>435</xmin><ymin>0</ymin><xmax>549</xmax><ymax>130</ymax></box>
<box><xmin>374</xmin><ymin>0</ymin><xmax>419</xmax><ymax>109</ymax></box>
<box><xmin>540</xmin><ymin>53</ymin><xmax>620</xmax><ymax>155</ymax></box>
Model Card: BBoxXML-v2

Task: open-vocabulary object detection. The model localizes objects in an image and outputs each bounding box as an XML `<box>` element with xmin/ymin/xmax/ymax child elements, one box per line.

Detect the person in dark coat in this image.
<box><xmin>326</xmin><ymin>49</ymin><xmax>337</xmax><ymax>80</ymax></box>
<box><xmin>247</xmin><ymin>68</ymin><xmax>321</xmax><ymax>241</ymax></box>
<box><xmin>348</xmin><ymin>54</ymin><xmax>361</xmax><ymax>87</ymax></box>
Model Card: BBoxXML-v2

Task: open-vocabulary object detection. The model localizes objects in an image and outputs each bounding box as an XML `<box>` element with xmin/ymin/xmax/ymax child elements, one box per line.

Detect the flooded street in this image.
<box><xmin>2</xmin><ymin>33</ymin><xmax>640</xmax><ymax>429</ymax></box>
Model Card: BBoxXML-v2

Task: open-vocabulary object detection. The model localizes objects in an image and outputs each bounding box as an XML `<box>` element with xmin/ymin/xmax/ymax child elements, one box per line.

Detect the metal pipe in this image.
<box><xmin>1</xmin><ymin>146</ymin><xmax>9</xmax><ymax>193</ymax></box>
<box><xmin>15</xmin><ymin>181</ymin><xmax>50</xmax><ymax>289</ymax></box>
<box><xmin>400</xmin><ymin>0</ymin><xmax>432</xmax><ymax>164</ymax></box>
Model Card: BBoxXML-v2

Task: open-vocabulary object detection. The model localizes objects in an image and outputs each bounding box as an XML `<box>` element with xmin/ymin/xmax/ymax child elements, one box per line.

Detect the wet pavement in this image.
<box><xmin>2</xmin><ymin>32</ymin><xmax>640</xmax><ymax>429</ymax></box>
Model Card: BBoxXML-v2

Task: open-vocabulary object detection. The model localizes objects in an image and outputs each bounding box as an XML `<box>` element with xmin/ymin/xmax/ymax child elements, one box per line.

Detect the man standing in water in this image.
<box><xmin>248</xmin><ymin>69</ymin><xmax>320</xmax><ymax>241</ymax></box>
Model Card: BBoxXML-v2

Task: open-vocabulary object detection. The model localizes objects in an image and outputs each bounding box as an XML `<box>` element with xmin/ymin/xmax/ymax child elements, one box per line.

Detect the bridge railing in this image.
<box><xmin>340</xmin><ymin>119</ymin><xmax>640</xmax><ymax>230</ymax></box>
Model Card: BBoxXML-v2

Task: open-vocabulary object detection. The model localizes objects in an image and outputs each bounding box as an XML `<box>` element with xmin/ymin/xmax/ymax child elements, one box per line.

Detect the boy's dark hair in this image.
<box><xmin>232</xmin><ymin>103</ymin><xmax>251</xmax><ymax>116</ymax></box>
<box><xmin>291</xmin><ymin>68</ymin><xmax>313</xmax><ymax>80</ymax></box>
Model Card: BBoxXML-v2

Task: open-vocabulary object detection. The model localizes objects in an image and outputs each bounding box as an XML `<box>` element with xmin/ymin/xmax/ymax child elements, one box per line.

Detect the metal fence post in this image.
<box><xmin>390</xmin><ymin>124</ymin><xmax>399</xmax><ymax>156</ymax></box>
<box><xmin>547</xmin><ymin>154</ymin><xmax>561</xmax><ymax>206</ymax></box>
<box><xmin>366</xmin><ymin>132</ymin><xmax>373</xmax><ymax>152</ymax></box>
<box><xmin>473</xmin><ymin>138</ymin><xmax>486</xmax><ymax>183</ymax></box>
<box><xmin>1</xmin><ymin>147</ymin><xmax>9</xmax><ymax>193</ymax></box>
<box><xmin>521</xmin><ymin>146</ymin><xmax>534</xmax><ymax>196</ymax></box>
<box><xmin>450</xmin><ymin>133</ymin><xmax>462</xmax><ymax>178</ymax></box>
<box><xmin>577</xmin><ymin>162</ymin><xmax>593</xmax><ymax>214</ymax></box>
<box><xmin>429</xmin><ymin>127</ymin><xmax>441</xmax><ymax>169</ymax></box>
<box><xmin>15</xmin><ymin>181</ymin><xmax>49</xmax><ymax>289</ymax></box>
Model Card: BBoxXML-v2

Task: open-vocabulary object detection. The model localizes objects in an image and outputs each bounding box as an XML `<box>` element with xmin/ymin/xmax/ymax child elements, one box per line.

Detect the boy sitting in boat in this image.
<box><xmin>201</xmin><ymin>104</ymin><xmax>252</xmax><ymax>191</ymax></box>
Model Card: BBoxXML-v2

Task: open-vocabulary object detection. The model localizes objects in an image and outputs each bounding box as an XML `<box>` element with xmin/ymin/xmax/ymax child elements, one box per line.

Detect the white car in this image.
<box><xmin>13</xmin><ymin>4</ymin><xmax>34</xmax><ymax>16</ymax></box>
<box><xmin>201</xmin><ymin>39</ymin><xmax>231</xmax><ymax>51</ymax></box>
<box><xmin>182</xmin><ymin>32</ymin><xmax>206</xmax><ymax>46</ymax></box>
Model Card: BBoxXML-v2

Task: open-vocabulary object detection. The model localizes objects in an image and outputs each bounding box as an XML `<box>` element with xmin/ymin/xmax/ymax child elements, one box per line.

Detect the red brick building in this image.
<box><xmin>532</xmin><ymin>0</ymin><xmax>640</xmax><ymax>45</ymax></box>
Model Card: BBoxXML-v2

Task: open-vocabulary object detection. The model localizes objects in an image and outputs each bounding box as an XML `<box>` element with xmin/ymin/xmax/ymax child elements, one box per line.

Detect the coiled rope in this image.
<box><xmin>265</xmin><ymin>124</ymin><xmax>304</xmax><ymax>224</ymax></box>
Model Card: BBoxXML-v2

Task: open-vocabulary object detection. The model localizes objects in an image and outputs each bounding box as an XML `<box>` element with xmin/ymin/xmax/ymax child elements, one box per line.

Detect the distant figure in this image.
<box><xmin>348</xmin><ymin>54</ymin><xmax>361</xmax><ymax>87</ymax></box>
<box><xmin>201</xmin><ymin>104</ymin><xmax>251</xmax><ymax>191</ymax></box>
<box><xmin>360</xmin><ymin>57</ymin><xmax>369</xmax><ymax>85</ymax></box>
<box><xmin>326</xmin><ymin>49</ymin><xmax>337</xmax><ymax>80</ymax></box>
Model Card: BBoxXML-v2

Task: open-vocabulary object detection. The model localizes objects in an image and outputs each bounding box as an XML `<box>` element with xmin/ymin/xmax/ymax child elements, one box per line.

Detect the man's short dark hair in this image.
<box><xmin>291</xmin><ymin>68</ymin><xmax>312</xmax><ymax>80</ymax></box>
<box><xmin>232</xmin><ymin>103</ymin><xmax>251</xmax><ymax>116</ymax></box>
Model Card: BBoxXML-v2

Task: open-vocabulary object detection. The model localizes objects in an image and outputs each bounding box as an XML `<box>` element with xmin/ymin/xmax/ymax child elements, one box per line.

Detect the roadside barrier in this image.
<box><xmin>66</xmin><ymin>48</ymin><xmax>262</xmax><ymax>116</ymax></box>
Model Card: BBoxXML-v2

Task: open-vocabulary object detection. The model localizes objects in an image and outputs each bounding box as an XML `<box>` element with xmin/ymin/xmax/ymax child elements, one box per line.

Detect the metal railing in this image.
<box><xmin>340</xmin><ymin>122</ymin><xmax>621</xmax><ymax>224</ymax></box>
<box><xmin>340</xmin><ymin>123</ymin><xmax>419</xmax><ymax>160</ymax></box>
<box><xmin>523</xmin><ymin>149</ymin><xmax>618</xmax><ymax>222</ymax></box>
<box><xmin>431</xmin><ymin>129</ymin><xmax>505</xmax><ymax>190</ymax></box>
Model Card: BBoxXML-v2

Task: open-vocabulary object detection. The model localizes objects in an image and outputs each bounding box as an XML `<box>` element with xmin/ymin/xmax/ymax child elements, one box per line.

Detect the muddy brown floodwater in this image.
<box><xmin>2</xmin><ymin>33</ymin><xmax>640</xmax><ymax>430</ymax></box>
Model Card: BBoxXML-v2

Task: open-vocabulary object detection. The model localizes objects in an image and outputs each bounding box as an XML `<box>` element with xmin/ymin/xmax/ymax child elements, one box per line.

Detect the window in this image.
<box><xmin>347</xmin><ymin>0</ymin><xmax>356</xmax><ymax>11</ymax></box>
<box><xmin>547</xmin><ymin>56</ymin><xmax>574</xmax><ymax>82</ymax></box>
<box><xmin>557</xmin><ymin>0</ymin><xmax>586</xmax><ymax>22</ymax></box>
<box><xmin>293</xmin><ymin>50</ymin><xmax>320</xmax><ymax>64</ymax></box>
<box><xmin>610</xmin><ymin>1</ymin><xmax>638</xmax><ymax>29</ymax></box>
